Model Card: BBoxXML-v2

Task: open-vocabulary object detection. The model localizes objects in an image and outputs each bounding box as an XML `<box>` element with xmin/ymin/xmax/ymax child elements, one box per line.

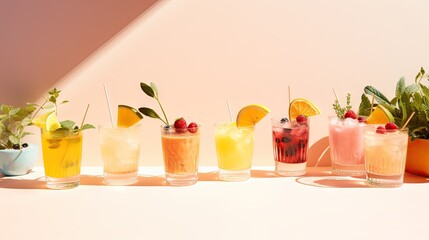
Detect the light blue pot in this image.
<box><xmin>0</xmin><ymin>144</ymin><xmax>39</xmax><ymax>176</ymax></box>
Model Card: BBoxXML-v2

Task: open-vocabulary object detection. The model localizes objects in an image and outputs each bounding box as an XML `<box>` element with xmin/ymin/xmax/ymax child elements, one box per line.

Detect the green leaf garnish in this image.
<box><xmin>32</xmin><ymin>89</ymin><xmax>94</xmax><ymax>134</ymax></box>
<box><xmin>80</xmin><ymin>124</ymin><xmax>95</xmax><ymax>131</ymax></box>
<box><xmin>150</xmin><ymin>82</ymin><xmax>158</xmax><ymax>98</ymax></box>
<box><xmin>60</xmin><ymin>120</ymin><xmax>76</xmax><ymax>130</ymax></box>
<box><xmin>139</xmin><ymin>107</ymin><xmax>166</xmax><ymax>124</ymax></box>
<box><xmin>140</xmin><ymin>82</ymin><xmax>156</xmax><ymax>98</ymax></box>
<box><xmin>138</xmin><ymin>82</ymin><xmax>170</xmax><ymax>125</ymax></box>
<box><xmin>332</xmin><ymin>92</ymin><xmax>352</xmax><ymax>119</ymax></box>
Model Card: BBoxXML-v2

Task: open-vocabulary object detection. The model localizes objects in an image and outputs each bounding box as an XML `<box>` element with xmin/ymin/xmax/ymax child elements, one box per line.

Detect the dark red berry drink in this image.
<box><xmin>272</xmin><ymin>117</ymin><xmax>310</xmax><ymax>176</ymax></box>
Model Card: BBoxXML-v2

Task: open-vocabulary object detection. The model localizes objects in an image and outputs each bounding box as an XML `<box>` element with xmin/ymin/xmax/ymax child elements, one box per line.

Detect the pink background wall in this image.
<box><xmin>1</xmin><ymin>1</ymin><xmax>429</xmax><ymax>166</ymax></box>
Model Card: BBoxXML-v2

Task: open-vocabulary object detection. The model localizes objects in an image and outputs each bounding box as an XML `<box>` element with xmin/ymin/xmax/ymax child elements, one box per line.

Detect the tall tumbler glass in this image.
<box><xmin>41</xmin><ymin>129</ymin><xmax>83</xmax><ymax>189</ymax></box>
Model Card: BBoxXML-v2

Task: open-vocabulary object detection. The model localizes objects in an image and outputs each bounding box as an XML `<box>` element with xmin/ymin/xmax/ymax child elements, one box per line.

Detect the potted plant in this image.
<box><xmin>361</xmin><ymin>67</ymin><xmax>429</xmax><ymax>177</ymax></box>
<box><xmin>0</xmin><ymin>103</ymin><xmax>39</xmax><ymax>175</ymax></box>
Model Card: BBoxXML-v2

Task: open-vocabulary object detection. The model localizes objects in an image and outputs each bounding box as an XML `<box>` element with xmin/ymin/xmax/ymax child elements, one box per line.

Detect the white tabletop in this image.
<box><xmin>1</xmin><ymin>167</ymin><xmax>428</xmax><ymax>240</ymax></box>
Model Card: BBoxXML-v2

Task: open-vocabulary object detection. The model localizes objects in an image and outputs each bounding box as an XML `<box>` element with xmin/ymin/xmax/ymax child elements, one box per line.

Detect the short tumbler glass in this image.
<box><xmin>363</xmin><ymin>125</ymin><xmax>408</xmax><ymax>187</ymax></box>
<box><xmin>328</xmin><ymin>116</ymin><xmax>365</xmax><ymax>175</ymax></box>
<box><xmin>161</xmin><ymin>125</ymin><xmax>201</xmax><ymax>186</ymax></box>
<box><xmin>99</xmin><ymin>124</ymin><xmax>141</xmax><ymax>185</ymax></box>
<box><xmin>214</xmin><ymin>123</ymin><xmax>255</xmax><ymax>181</ymax></box>
<box><xmin>272</xmin><ymin>117</ymin><xmax>310</xmax><ymax>176</ymax></box>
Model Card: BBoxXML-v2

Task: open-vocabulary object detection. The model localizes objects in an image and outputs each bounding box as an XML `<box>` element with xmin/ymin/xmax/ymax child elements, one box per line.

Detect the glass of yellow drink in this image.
<box><xmin>99</xmin><ymin>124</ymin><xmax>141</xmax><ymax>185</ymax></box>
<box><xmin>41</xmin><ymin>128</ymin><xmax>83</xmax><ymax>189</ymax></box>
<box><xmin>161</xmin><ymin>125</ymin><xmax>201</xmax><ymax>186</ymax></box>
<box><xmin>214</xmin><ymin>122</ymin><xmax>255</xmax><ymax>181</ymax></box>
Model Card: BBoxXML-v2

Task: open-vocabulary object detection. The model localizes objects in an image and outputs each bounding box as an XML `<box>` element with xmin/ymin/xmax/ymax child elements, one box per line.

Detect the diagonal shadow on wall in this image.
<box><xmin>0</xmin><ymin>0</ymin><xmax>160</xmax><ymax>106</ymax></box>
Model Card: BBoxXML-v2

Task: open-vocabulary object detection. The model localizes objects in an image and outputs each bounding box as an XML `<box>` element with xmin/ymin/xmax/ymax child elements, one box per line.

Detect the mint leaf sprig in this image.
<box><xmin>35</xmin><ymin>88</ymin><xmax>94</xmax><ymax>133</ymax></box>
<box><xmin>60</xmin><ymin>104</ymin><xmax>94</xmax><ymax>133</ymax></box>
<box><xmin>32</xmin><ymin>88</ymin><xmax>69</xmax><ymax>119</ymax></box>
<box><xmin>332</xmin><ymin>90</ymin><xmax>352</xmax><ymax>119</ymax></box>
<box><xmin>138</xmin><ymin>82</ymin><xmax>170</xmax><ymax>125</ymax></box>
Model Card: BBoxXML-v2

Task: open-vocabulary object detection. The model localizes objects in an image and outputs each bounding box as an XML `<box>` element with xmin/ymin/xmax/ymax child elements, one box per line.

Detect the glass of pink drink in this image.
<box><xmin>328</xmin><ymin>116</ymin><xmax>365</xmax><ymax>175</ymax></box>
<box><xmin>272</xmin><ymin>117</ymin><xmax>310</xmax><ymax>176</ymax></box>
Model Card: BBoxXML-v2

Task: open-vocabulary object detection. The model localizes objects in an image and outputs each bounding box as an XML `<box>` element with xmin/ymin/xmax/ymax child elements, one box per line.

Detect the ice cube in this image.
<box><xmin>330</xmin><ymin>117</ymin><xmax>340</xmax><ymax>125</ymax></box>
<box><xmin>344</xmin><ymin>118</ymin><xmax>358</xmax><ymax>126</ymax></box>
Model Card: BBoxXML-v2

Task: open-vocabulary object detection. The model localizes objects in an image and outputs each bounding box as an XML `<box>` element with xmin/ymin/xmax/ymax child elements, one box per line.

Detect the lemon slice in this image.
<box><xmin>32</xmin><ymin>111</ymin><xmax>54</xmax><ymax>129</ymax></box>
<box><xmin>366</xmin><ymin>105</ymin><xmax>394</xmax><ymax>124</ymax></box>
<box><xmin>236</xmin><ymin>104</ymin><xmax>270</xmax><ymax>127</ymax></box>
<box><xmin>46</xmin><ymin>112</ymin><xmax>61</xmax><ymax>132</ymax></box>
<box><xmin>117</xmin><ymin>105</ymin><xmax>143</xmax><ymax>128</ymax></box>
<box><xmin>289</xmin><ymin>98</ymin><xmax>321</xmax><ymax>120</ymax></box>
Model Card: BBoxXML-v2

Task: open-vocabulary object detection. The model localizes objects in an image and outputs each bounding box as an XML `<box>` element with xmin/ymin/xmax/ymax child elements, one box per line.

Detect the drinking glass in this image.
<box><xmin>41</xmin><ymin>129</ymin><xmax>83</xmax><ymax>189</ymax></box>
<box><xmin>328</xmin><ymin>116</ymin><xmax>365</xmax><ymax>175</ymax></box>
<box><xmin>272</xmin><ymin>117</ymin><xmax>310</xmax><ymax>176</ymax></box>
<box><xmin>99</xmin><ymin>124</ymin><xmax>141</xmax><ymax>185</ymax></box>
<box><xmin>363</xmin><ymin>125</ymin><xmax>408</xmax><ymax>187</ymax></box>
<box><xmin>161</xmin><ymin>125</ymin><xmax>200</xmax><ymax>186</ymax></box>
<box><xmin>214</xmin><ymin>123</ymin><xmax>254</xmax><ymax>181</ymax></box>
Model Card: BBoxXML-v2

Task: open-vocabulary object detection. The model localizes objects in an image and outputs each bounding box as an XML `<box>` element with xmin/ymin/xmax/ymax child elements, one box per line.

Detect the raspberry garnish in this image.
<box><xmin>376</xmin><ymin>126</ymin><xmax>386</xmax><ymax>134</ymax></box>
<box><xmin>357</xmin><ymin>116</ymin><xmax>366</xmax><ymax>123</ymax></box>
<box><xmin>344</xmin><ymin>110</ymin><xmax>357</xmax><ymax>119</ymax></box>
<box><xmin>385</xmin><ymin>122</ymin><xmax>398</xmax><ymax>131</ymax></box>
<box><xmin>174</xmin><ymin>118</ymin><xmax>187</xmax><ymax>133</ymax></box>
<box><xmin>187</xmin><ymin>122</ymin><xmax>198</xmax><ymax>133</ymax></box>
<box><xmin>296</xmin><ymin>115</ymin><xmax>307</xmax><ymax>123</ymax></box>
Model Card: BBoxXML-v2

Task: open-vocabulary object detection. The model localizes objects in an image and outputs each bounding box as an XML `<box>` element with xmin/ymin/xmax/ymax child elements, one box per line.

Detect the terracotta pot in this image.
<box><xmin>406</xmin><ymin>138</ymin><xmax>429</xmax><ymax>177</ymax></box>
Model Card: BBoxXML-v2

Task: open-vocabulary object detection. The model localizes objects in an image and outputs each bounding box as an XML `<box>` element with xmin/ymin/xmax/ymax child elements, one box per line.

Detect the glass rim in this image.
<box><xmin>213</xmin><ymin>122</ymin><xmax>255</xmax><ymax>129</ymax></box>
<box><xmin>271</xmin><ymin>116</ymin><xmax>311</xmax><ymax>123</ymax></box>
<box><xmin>40</xmin><ymin>128</ymin><xmax>83</xmax><ymax>136</ymax></box>
<box><xmin>328</xmin><ymin>115</ymin><xmax>367</xmax><ymax>119</ymax></box>
<box><xmin>99</xmin><ymin>123</ymin><xmax>142</xmax><ymax>129</ymax></box>
<box><xmin>364</xmin><ymin>124</ymin><xmax>408</xmax><ymax>132</ymax></box>
<box><xmin>160</xmin><ymin>124</ymin><xmax>202</xmax><ymax>129</ymax></box>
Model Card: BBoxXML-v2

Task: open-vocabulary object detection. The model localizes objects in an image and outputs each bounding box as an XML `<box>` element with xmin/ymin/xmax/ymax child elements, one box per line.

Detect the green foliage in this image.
<box><xmin>1</xmin><ymin>88</ymin><xmax>94</xmax><ymax>150</ymax></box>
<box><xmin>363</xmin><ymin>67</ymin><xmax>429</xmax><ymax>141</ymax></box>
<box><xmin>139</xmin><ymin>82</ymin><xmax>169</xmax><ymax>125</ymax></box>
<box><xmin>0</xmin><ymin>103</ymin><xmax>37</xmax><ymax>149</ymax></box>
<box><xmin>332</xmin><ymin>92</ymin><xmax>352</xmax><ymax>119</ymax></box>
<box><xmin>358</xmin><ymin>94</ymin><xmax>372</xmax><ymax>116</ymax></box>
<box><xmin>59</xmin><ymin>119</ymin><xmax>94</xmax><ymax>133</ymax></box>
<box><xmin>36</xmin><ymin>88</ymin><xmax>94</xmax><ymax>133</ymax></box>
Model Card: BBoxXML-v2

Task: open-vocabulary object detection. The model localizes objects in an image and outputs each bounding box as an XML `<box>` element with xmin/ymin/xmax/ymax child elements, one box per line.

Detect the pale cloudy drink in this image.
<box><xmin>363</xmin><ymin>124</ymin><xmax>408</xmax><ymax>187</ymax></box>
